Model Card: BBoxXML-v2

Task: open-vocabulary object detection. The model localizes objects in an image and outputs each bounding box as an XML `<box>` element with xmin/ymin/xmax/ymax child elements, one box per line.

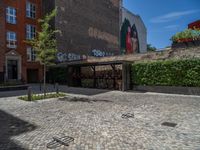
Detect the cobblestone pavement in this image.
<box><xmin>0</xmin><ymin>89</ymin><xmax>200</xmax><ymax>150</ymax></box>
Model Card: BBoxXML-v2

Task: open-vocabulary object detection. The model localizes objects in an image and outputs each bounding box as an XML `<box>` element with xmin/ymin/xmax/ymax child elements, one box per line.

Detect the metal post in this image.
<box><xmin>91</xmin><ymin>66</ymin><xmax>96</xmax><ymax>88</ymax></box>
<box><xmin>55</xmin><ymin>83</ymin><xmax>59</xmax><ymax>94</ymax></box>
<box><xmin>28</xmin><ymin>87</ymin><xmax>32</xmax><ymax>101</ymax></box>
<box><xmin>39</xmin><ymin>81</ymin><xmax>42</xmax><ymax>91</ymax></box>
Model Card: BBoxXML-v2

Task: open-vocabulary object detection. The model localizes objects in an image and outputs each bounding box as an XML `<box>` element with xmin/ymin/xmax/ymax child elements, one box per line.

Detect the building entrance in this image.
<box><xmin>7</xmin><ymin>60</ymin><xmax>18</xmax><ymax>80</ymax></box>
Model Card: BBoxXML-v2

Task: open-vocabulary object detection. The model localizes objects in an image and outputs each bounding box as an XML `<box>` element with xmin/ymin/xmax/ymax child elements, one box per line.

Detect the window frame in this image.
<box><xmin>6</xmin><ymin>31</ymin><xmax>17</xmax><ymax>48</ymax></box>
<box><xmin>6</xmin><ymin>6</ymin><xmax>17</xmax><ymax>24</ymax></box>
<box><xmin>26</xmin><ymin>24</ymin><xmax>36</xmax><ymax>40</ymax></box>
<box><xmin>27</xmin><ymin>47</ymin><xmax>36</xmax><ymax>62</ymax></box>
<box><xmin>26</xmin><ymin>1</ymin><xmax>36</xmax><ymax>19</ymax></box>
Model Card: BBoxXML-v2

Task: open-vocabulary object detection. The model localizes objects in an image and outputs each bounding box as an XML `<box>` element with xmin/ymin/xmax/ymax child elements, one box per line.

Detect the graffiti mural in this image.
<box><xmin>57</xmin><ymin>52</ymin><xmax>87</xmax><ymax>62</ymax></box>
<box><xmin>91</xmin><ymin>49</ymin><xmax>114</xmax><ymax>57</ymax></box>
<box><xmin>57</xmin><ymin>49</ymin><xmax>114</xmax><ymax>62</ymax></box>
<box><xmin>120</xmin><ymin>18</ymin><xmax>139</xmax><ymax>54</ymax></box>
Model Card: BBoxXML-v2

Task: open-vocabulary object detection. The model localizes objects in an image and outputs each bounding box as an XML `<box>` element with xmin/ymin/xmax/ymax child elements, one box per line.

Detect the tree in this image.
<box><xmin>147</xmin><ymin>44</ymin><xmax>157</xmax><ymax>52</ymax></box>
<box><xmin>26</xmin><ymin>9</ymin><xmax>60</xmax><ymax>96</ymax></box>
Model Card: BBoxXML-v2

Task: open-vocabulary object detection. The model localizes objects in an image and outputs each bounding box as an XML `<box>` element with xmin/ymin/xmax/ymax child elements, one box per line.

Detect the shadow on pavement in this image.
<box><xmin>59</xmin><ymin>97</ymin><xmax>113</xmax><ymax>103</ymax></box>
<box><xmin>0</xmin><ymin>84</ymin><xmax>112</xmax><ymax>98</ymax></box>
<box><xmin>0</xmin><ymin>110</ymin><xmax>37</xmax><ymax>150</ymax></box>
<box><xmin>60</xmin><ymin>86</ymin><xmax>111</xmax><ymax>96</ymax></box>
<box><xmin>0</xmin><ymin>90</ymin><xmax>27</xmax><ymax>98</ymax></box>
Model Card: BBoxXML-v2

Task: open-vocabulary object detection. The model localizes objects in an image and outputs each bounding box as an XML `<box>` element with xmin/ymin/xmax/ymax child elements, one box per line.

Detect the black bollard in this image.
<box><xmin>28</xmin><ymin>87</ymin><xmax>32</xmax><ymax>101</ymax></box>
<box><xmin>39</xmin><ymin>81</ymin><xmax>42</xmax><ymax>91</ymax></box>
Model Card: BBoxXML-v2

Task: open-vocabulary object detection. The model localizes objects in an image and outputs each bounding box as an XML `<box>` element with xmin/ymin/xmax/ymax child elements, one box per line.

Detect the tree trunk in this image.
<box><xmin>43</xmin><ymin>65</ymin><xmax>46</xmax><ymax>97</ymax></box>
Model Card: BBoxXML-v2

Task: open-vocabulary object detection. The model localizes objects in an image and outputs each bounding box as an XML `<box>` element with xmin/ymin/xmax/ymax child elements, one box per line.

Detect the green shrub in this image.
<box><xmin>132</xmin><ymin>59</ymin><xmax>200</xmax><ymax>87</ymax></box>
<box><xmin>171</xmin><ymin>29</ymin><xmax>200</xmax><ymax>42</ymax></box>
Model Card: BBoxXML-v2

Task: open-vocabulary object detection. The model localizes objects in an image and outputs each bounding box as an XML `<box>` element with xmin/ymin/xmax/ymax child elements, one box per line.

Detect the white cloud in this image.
<box><xmin>164</xmin><ymin>25</ymin><xmax>179</xmax><ymax>29</ymax></box>
<box><xmin>150</xmin><ymin>10</ymin><xmax>199</xmax><ymax>23</ymax></box>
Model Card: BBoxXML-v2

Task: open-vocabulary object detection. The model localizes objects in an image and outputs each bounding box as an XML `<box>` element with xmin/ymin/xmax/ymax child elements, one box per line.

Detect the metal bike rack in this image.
<box><xmin>121</xmin><ymin>113</ymin><xmax>134</xmax><ymax>119</ymax></box>
<box><xmin>47</xmin><ymin>136</ymin><xmax>74</xmax><ymax>149</ymax></box>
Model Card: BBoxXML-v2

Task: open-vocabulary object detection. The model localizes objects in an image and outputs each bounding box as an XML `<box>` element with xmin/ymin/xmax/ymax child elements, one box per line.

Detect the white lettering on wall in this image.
<box><xmin>91</xmin><ymin>49</ymin><xmax>114</xmax><ymax>57</ymax></box>
<box><xmin>57</xmin><ymin>52</ymin><xmax>86</xmax><ymax>62</ymax></box>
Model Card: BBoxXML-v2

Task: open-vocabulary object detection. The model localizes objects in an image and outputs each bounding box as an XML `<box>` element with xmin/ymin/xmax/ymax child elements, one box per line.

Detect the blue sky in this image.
<box><xmin>123</xmin><ymin>0</ymin><xmax>200</xmax><ymax>49</ymax></box>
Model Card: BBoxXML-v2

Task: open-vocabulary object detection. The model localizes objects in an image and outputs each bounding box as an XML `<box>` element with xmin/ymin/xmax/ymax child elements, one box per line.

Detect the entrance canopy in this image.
<box><xmin>57</xmin><ymin>58</ymin><xmax>133</xmax><ymax>91</ymax></box>
<box><xmin>58</xmin><ymin>59</ymin><xmax>132</xmax><ymax>67</ymax></box>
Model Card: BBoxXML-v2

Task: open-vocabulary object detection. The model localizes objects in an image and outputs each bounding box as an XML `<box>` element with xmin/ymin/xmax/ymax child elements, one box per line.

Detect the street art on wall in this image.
<box><xmin>91</xmin><ymin>49</ymin><xmax>114</xmax><ymax>57</ymax></box>
<box><xmin>120</xmin><ymin>18</ymin><xmax>139</xmax><ymax>54</ymax></box>
<box><xmin>57</xmin><ymin>49</ymin><xmax>114</xmax><ymax>62</ymax></box>
<box><xmin>57</xmin><ymin>52</ymin><xmax>87</xmax><ymax>62</ymax></box>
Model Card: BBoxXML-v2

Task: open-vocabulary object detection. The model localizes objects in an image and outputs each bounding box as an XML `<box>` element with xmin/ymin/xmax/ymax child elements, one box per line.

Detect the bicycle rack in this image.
<box><xmin>47</xmin><ymin>135</ymin><xmax>74</xmax><ymax>149</ymax></box>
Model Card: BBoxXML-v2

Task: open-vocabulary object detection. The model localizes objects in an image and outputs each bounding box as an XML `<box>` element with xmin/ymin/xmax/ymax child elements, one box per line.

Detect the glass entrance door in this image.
<box><xmin>7</xmin><ymin>60</ymin><xmax>18</xmax><ymax>80</ymax></box>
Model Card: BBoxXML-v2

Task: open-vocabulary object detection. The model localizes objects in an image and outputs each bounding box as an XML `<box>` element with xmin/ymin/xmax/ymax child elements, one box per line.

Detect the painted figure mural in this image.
<box><xmin>121</xmin><ymin>18</ymin><xmax>139</xmax><ymax>54</ymax></box>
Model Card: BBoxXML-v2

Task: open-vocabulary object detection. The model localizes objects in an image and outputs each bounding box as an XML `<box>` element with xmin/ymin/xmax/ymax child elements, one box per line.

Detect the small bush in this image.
<box><xmin>171</xmin><ymin>29</ymin><xmax>200</xmax><ymax>43</ymax></box>
<box><xmin>132</xmin><ymin>59</ymin><xmax>200</xmax><ymax>87</ymax></box>
<box><xmin>19</xmin><ymin>93</ymin><xmax>66</xmax><ymax>101</ymax></box>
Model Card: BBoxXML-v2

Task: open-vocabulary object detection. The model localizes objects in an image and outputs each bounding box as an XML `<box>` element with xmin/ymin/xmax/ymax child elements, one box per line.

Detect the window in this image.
<box><xmin>27</xmin><ymin>47</ymin><xmax>36</xmax><ymax>61</ymax></box>
<box><xmin>7</xmin><ymin>31</ymin><xmax>17</xmax><ymax>48</ymax></box>
<box><xmin>6</xmin><ymin>7</ymin><xmax>17</xmax><ymax>24</ymax></box>
<box><xmin>26</xmin><ymin>2</ymin><xmax>36</xmax><ymax>19</ymax></box>
<box><xmin>26</xmin><ymin>24</ymin><xmax>36</xmax><ymax>39</ymax></box>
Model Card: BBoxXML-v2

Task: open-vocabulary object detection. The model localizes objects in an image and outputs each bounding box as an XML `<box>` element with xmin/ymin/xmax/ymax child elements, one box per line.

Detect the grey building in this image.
<box><xmin>120</xmin><ymin>7</ymin><xmax>147</xmax><ymax>54</ymax></box>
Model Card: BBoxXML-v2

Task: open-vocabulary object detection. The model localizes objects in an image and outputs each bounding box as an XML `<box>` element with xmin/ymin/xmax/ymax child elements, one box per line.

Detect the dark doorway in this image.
<box><xmin>7</xmin><ymin>60</ymin><xmax>18</xmax><ymax>80</ymax></box>
<box><xmin>27</xmin><ymin>69</ymin><xmax>39</xmax><ymax>83</ymax></box>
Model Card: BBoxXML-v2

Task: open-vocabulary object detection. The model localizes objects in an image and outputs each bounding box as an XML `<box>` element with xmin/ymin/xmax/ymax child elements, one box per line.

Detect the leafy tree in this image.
<box><xmin>147</xmin><ymin>44</ymin><xmax>157</xmax><ymax>52</ymax></box>
<box><xmin>26</xmin><ymin>9</ymin><xmax>60</xmax><ymax>96</ymax></box>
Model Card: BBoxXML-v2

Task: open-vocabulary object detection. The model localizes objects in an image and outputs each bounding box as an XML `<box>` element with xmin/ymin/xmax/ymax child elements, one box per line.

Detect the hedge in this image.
<box><xmin>131</xmin><ymin>59</ymin><xmax>200</xmax><ymax>87</ymax></box>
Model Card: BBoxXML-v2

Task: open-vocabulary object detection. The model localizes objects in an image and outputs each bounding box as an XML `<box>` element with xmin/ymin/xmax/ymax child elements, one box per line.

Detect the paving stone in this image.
<box><xmin>0</xmin><ymin>88</ymin><xmax>200</xmax><ymax>149</ymax></box>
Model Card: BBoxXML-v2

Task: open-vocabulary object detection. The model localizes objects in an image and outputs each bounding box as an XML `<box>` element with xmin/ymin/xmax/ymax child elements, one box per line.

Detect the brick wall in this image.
<box><xmin>54</xmin><ymin>0</ymin><xmax>121</xmax><ymax>61</ymax></box>
<box><xmin>3</xmin><ymin>0</ymin><xmax>43</xmax><ymax>82</ymax></box>
<box><xmin>0</xmin><ymin>1</ymin><xmax>5</xmax><ymax>82</ymax></box>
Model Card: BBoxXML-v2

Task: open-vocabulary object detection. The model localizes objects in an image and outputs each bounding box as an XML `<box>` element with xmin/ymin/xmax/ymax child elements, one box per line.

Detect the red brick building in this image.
<box><xmin>188</xmin><ymin>20</ymin><xmax>200</xmax><ymax>30</ymax></box>
<box><xmin>0</xmin><ymin>0</ymin><xmax>43</xmax><ymax>83</ymax></box>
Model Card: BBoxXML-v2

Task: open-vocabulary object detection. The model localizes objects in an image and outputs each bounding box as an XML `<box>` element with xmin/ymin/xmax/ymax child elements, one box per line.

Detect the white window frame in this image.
<box><xmin>6</xmin><ymin>31</ymin><xmax>17</xmax><ymax>49</ymax></box>
<box><xmin>26</xmin><ymin>2</ymin><xmax>36</xmax><ymax>19</ymax></box>
<box><xmin>26</xmin><ymin>24</ymin><xmax>36</xmax><ymax>40</ymax></box>
<box><xmin>6</xmin><ymin>7</ymin><xmax>17</xmax><ymax>24</ymax></box>
<box><xmin>27</xmin><ymin>47</ymin><xmax>36</xmax><ymax>62</ymax></box>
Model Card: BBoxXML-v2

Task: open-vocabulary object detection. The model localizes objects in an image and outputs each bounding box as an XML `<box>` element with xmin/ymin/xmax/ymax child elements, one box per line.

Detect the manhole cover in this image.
<box><xmin>162</xmin><ymin>122</ymin><xmax>177</xmax><ymax>127</ymax></box>
<box><xmin>121</xmin><ymin>113</ymin><xmax>134</xmax><ymax>119</ymax></box>
<box><xmin>47</xmin><ymin>136</ymin><xmax>74</xmax><ymax>149</ymax></box>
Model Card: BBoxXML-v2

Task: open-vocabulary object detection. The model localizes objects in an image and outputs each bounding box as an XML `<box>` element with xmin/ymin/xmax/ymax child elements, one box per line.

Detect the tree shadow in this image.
<box><xmin>59</xmin><ymin>97</ymin><xmax>113</xmax><ymax>103</ymax></box>
<box><xmin>0</xmin><ymin>110</ymin><xmax>37</xmax><ymax>150</ymax></box>
<box><xmin>59</xmin><ymin>86</ymin><xmax>111</xmax><ymax>96</ymax></box>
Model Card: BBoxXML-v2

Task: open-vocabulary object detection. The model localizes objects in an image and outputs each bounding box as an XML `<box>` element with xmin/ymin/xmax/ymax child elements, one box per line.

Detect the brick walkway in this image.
<box><xmin>0</xmin><ymin>89</ymin><xmax>200</xmax><ymax>150</ymax></box>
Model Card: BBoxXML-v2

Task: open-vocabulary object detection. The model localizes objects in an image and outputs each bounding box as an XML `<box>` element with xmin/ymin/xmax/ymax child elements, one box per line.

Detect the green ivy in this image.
<box><xmin>132</xmin><ymin>59</ymin><xmax>200</xmax><ymax>87</ymax></box>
